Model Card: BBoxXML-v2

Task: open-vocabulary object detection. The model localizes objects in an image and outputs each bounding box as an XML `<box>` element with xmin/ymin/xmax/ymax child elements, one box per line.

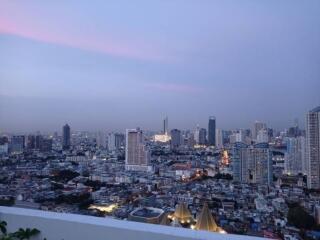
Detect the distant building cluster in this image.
<box><xmin>0</xmin><ymin>106</ymin><xmax>320</xmax><ymax>239</ymax></box>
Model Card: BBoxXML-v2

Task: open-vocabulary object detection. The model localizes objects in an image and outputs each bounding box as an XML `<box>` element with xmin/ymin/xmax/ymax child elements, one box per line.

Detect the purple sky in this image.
<box><xmin>0</xmin><ymin>0</ymin><xmax>319</xmax><ymax>133</ymax></box>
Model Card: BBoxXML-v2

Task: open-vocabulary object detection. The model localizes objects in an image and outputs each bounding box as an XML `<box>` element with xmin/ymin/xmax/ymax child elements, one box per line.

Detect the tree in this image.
<box><xmin>0</xmin><ymin>222</ymin><xmax>40</xmax><ymax>240</ymax></box>
<box><xmin>13</xmin><ymin>228</ymin><xmax>40</xmax><ymax>240</ymax></box>
<box><xmin>0</xmin><ymin>221</ymin><xmax>7</xmax><ymax>235</ymax></box>
<box><xmin>287</xmin><ymin>205</ymin><xmax>315</xmax><ymax>230</ymax></box>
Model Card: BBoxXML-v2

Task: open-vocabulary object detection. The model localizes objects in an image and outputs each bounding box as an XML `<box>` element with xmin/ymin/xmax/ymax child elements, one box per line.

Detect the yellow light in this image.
<box><xmin>190</xmin><ymin>225</ymin><xmax>195</xmax><ymax>230</ymax></box>
<box><xmin>88</xmin><ymin>204</ymin><xmax>118</xmax><ymax>213</ymax></box>
<box><xmin>219</xmin><ymin>229</ymin><xmax>227</xmax><ymax>234</ymax></box>
<box><xmin>154</xmin><ymin>134</ymin><xmax>171</xmax><ymax>143</ymax></box>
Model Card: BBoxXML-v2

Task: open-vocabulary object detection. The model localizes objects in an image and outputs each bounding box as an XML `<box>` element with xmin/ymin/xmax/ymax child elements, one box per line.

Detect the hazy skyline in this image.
<box><xmin>1</xmin><ymin>0</ymin><xmax>319</xmax><ymax>132</ymax></box>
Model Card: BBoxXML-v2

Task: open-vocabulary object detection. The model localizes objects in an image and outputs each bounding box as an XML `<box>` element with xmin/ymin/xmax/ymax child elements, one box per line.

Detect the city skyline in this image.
<box><xmin>1</xmin><ymin>0</ymin><xmax>320</xmax><ymax>132</ymax></box>
<box><xmin>1</xmin><ymin>1</ymin><xmax>320</xmax><ymax>239</ymax></box>
<box><xmin>0</xmin><ymin>115</ymin><xmax>310</xmax><ymax>135</ymax></box>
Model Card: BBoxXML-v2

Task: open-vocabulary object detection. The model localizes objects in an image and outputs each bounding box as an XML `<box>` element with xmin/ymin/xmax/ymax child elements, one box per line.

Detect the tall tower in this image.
<box><xmin>62</xmin><ymin>124</ymin><xmax>71</xmax><ymax>150</ymax></box>
<box><xmin>125</xmin><ymin>128</ymin><xmax>151</xmax><ymax>172</ymax></box>
<box><xmin>208</xmin><ymin>116</ymin><xmax>216</xmax><ymax>146</ymax></box>
<box><xmin>306</xmin><ymin>106</ymin><xmax>320</xmax><ymax>189</ymax></box>
<box><xmin>163</xmin><ymin>116</ymin><xmax>168</xmax><ymax>135</ymax></box>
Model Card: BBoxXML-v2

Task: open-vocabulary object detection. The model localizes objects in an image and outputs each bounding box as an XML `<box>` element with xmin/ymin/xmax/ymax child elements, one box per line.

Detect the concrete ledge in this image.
<box><xmin>0</xmin><ymin>206</ymin><xmax>265</xmax><ymax>240</ymax></box>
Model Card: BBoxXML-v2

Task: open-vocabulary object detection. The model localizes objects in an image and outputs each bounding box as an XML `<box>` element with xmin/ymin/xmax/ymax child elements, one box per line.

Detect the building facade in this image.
<box><xmin>284</xmin><ymin>137</ymin><xmax>305</xmax><ymax>175</ymax></box>
<box><xmin>306</xmin><ymin>106</ymin><xmax>320</xmax><ymax>189</ymax></box>
<box><xmin>125</xmin><ymin>128</ymin><xmax>151</xmax><ymax>172</ymax></box>
<box><xmin>232</xmin><ymin>143</ymin><xmax>272</xmax><ymax>185</ymax></box>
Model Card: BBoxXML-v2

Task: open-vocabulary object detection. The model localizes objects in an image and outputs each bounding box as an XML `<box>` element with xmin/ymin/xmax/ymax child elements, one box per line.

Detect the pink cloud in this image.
<box><xmin>146</xmin><ymin>82</ymin><xmax>204</xmax><ymax>93</ymax></box>
<box><xmin>0</xmin><ymin>15</ymin><xmax>166</xmax><ymax>62</ymax></box>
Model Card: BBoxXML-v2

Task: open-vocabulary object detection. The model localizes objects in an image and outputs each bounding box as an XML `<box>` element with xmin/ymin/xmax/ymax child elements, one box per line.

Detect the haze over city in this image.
<box><xmin>0</xmin><ymin>0</ymin><xmax>320</xmax><ymax>132</ymax></box>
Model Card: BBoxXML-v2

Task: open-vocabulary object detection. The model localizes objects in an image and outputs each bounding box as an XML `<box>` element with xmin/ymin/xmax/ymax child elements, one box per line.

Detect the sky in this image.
<box><xmin>0</xmin><ymin>0</ymin><xmax>319</xmax><ymax>133</ymax></box>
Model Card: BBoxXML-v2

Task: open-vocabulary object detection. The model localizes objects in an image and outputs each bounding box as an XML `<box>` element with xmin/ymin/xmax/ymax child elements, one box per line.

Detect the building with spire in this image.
<box><xmin>168</xmin><ymin>203</ymin><xmax>193</xmax><ymax>225</ymax></box>
<box><xmin>163</xmin><ymin>116</ymin><xmax>168</xmax><ymax>135</ymax></box>
<box><xmin>193</xmin><ymin>203</ymin><xmax>225</xmax><ymax>233</ymax></box>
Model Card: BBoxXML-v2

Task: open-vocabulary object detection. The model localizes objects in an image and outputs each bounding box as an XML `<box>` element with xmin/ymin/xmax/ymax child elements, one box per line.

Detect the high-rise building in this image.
<box><xmin>194</xmin><ymin>127</ymin><xmax>207</xmax><ymax>145</ymax></box>
<box><xmin>235</xmin><ymin>129</ymin><xmax>245</xmax><ymax>143</ymax></box>
<box><xmin>40</xmin><ymin>138</ymin><xmax>53</xmax><ymax>152</ymax></box>
<box><xmin>96</xmin><ymin>131</ymin><xmax>107</xmax><ymax>149</ymax></box>
<box><xmin>306</xmin><ymin>106</ymin><xmax>320</xmax><ymax>189</ymax></box>
<box><xmin>125</xmin><ymin>128</ymin><xmax>151</xmax><ymax>172</ymax></box>
<box><xmin>199</xmin><ymin>128</ymin><xmax>207</xmax><ymax>145</ymax></box>
<box><xmin>284</xmin><ymin>137</ymin><xmax>305</xmax><ymax>175</ymax></box>
<box><xmin>194</xmin><ymin>126</ymin><xmax>207</xmax><ymax>145</ymax></box>
<box><xmin>0</xmin><ymin>136</ymin><xmax>8</xmax><ymax>145</ymax></box>
<box><xmin>170</xmin><ymin>129</ymin><xmax>182</xmax><ymax>149</ymax></box>
<box><xmin>62</xmin><ymin>124</ymin><xmax>71</xmax><ymax>150</ymax></box>
<box><xmin>194</xmin><ymin>125</ymin><xmax>200</xmax><ymax>144</ymax></box>
<box><xmin>257</xmin><ymin>129</ymin><xmax>269</xmax><ymax>143</ymax></box>
<box><xmin>215</xmin><ymin>129</ymin><xmax>223</xmax><ymax>149</ymax></box>
<box><xmin>0</xmin><ymin>143</ymin><xmax>8</xmax><ymax>155</ymax></box>
<box><xmin>208</xmin><ymin>116</ymin><xmax>216</xmax><ymax>146</ymax></box>
<box><xmin>9</xmin><ymin>135</ymin><xmax>25</xmax><ymax>153</ymax></box>
<box><xmin>35</xmin><ymin>135</ymin><xmax>43</xmax><ymax>149</ymax></box>
<box><xmin>252</xmin><ymin>121</ymin><xmax>267</xmax><ymax>141</ymax></box>
<box><xmin>108</xmin><ymin>133</ymin><xmax>125</xmax><ymax>151</ymax></box>
<box><xmin>0</xmin><ymin>137</ymin><xmax>9</xmax><ymax>155</ymax></box>
<box><xmin>27</xmin><ymin>135</ymin><xmax>36</xmax><ymax>149</ymax></box>
<box><xmin>163</xmin><ymin>116</ymin><xmax>168</xmax><ymax>135</ymax></box>
<box><xmin>232</xmin><ymin>143</ymin><xmax>272</xmax><ymax>185</ymax></box>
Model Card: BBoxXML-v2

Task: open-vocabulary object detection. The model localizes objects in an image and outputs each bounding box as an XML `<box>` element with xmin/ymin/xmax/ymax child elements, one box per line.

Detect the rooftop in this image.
<box><xmin>131</xmin><ymin>207</ymin><xmax>164</xmax><ymax>218</ymax></box>
<box><xmin>310</xmin><ymin>106</ymin><xmax>320</xmax><ymax>113</ymax></box>
<box><xmin>0</xmin><ymin>206</ymin><xmax>265</xmax><ymax>240</ymax></box>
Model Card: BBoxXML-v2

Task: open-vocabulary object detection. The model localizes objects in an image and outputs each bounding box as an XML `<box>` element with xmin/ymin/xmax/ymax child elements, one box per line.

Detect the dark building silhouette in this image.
<box><xmin>62</xmin><ymin>124</ymin><xmax>71</xmax><ymax>150</ymax></box>
<box><xmin>170</xmin><ymin>129</ymin><xmax>182</xmax><ymax>149</ymax></box>
<box><xmin>208</xmin><ymin>116</ymin><xmax>216</xmax><ymax>146</ymax></box>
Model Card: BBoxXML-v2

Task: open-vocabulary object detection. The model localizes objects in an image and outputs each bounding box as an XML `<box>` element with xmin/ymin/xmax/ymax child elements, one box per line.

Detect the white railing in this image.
<box><xmin>0</xmin><ymin>206</ymin><xmax>266</xmax><ymax>240</ymax></box>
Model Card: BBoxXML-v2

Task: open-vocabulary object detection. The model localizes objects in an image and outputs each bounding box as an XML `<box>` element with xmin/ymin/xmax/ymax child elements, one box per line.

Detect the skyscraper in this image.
<box><xmin>163</xmin><ymin>116</ymin><xmax>169</xmax><ymax>135</ymax></box>
<box><xmin>125</xmin><ymin>128</ymin><xmax>151</xmax><ymax>172</ymax></box>
<box><xmin>170</xmin><ymin>129</ymin><xmax>182</xmax><ymax>149</ymax></box>
<box><xmin>306</xmin><ymin>106</ymin><xmax>320</xmax><ymax>189</ymax></box>
<box><xmin>62</xmin><ymin>124</ymin><xmax>71</xmax><ymax>150</ymax></box>
<box><xmin>208</xmin><ymin>116</ymin><xmax>216</xmax><ymax>146</ymax></box>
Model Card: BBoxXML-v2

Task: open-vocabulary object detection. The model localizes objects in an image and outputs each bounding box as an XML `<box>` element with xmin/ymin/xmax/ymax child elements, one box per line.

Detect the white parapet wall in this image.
<box><xmin>0</xmin><ymin>206</ymin><xmax>266</xmax><ymax>240</ymax></box>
